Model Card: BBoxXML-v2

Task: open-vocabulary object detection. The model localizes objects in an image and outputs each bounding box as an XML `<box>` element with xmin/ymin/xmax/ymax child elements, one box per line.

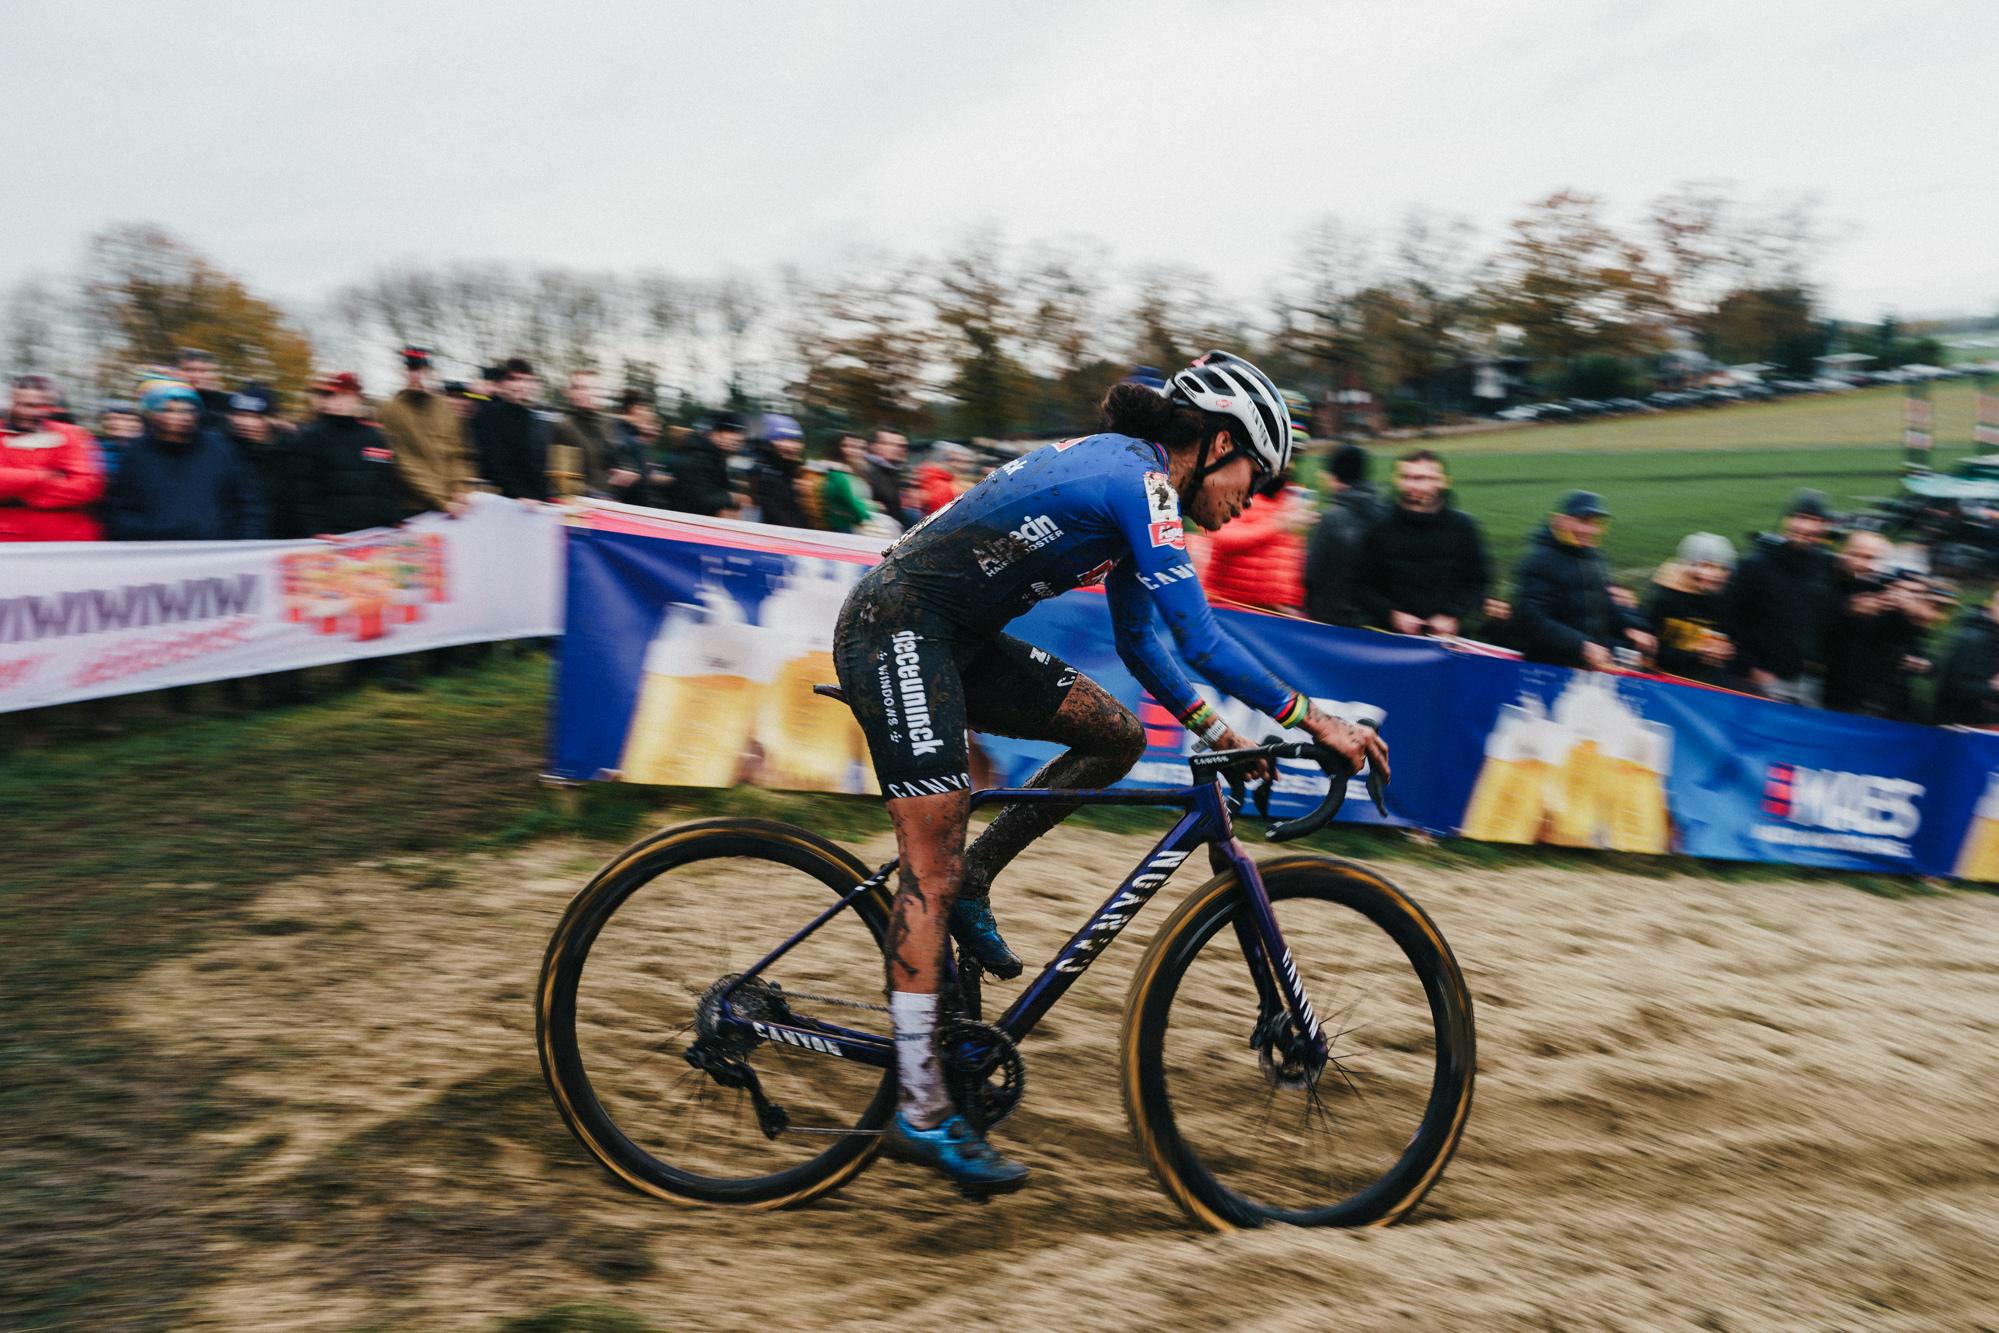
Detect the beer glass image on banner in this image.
<box><xmin>1955</xmin><ymin>773</ymin><xmax>1999</xmax><ymax>881</ymax></box>
<box><xmin>1460</xmin><ymin>674</ymin><xmax>1672</xmax><ymax>853</ymax></box>
<box><xmin>618</xmin><ymin>560</ymin><xmax>875</xmax><ymax>794</ymax></box>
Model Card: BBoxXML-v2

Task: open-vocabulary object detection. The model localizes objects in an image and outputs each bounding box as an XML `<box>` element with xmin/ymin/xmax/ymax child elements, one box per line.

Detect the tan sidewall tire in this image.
<box><xmin>1121</xmin><ymin>854</ymin><xmax>1475</xmax><ymax>1230</ymax></box>
<box><xmin>537</xmin><ymin>817</ymin><xmax>895</xmax><ymax>1209</ymax></box>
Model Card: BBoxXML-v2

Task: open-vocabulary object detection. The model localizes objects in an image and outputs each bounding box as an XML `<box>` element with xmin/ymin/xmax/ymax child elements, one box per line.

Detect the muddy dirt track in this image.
<box><xmin>116</xmin><ymin>824</ymin><xmax>1999</xmax><ymax>1331</ymax></box>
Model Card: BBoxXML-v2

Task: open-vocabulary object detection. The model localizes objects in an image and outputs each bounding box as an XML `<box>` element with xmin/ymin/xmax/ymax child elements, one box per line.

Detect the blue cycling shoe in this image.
<box><xmin>950</xmin><ymin>895</ymin><xmax>1023</xmax><ymax>980</ymax></box>
<box><xmin>885</xmin><ymin>1112</ymin><xmax>1029</xmax><ymax>1198</ymax></box>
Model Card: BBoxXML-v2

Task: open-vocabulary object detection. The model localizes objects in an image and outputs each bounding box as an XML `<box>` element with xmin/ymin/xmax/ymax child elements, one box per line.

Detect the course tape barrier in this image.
<box><xmin>0</xmin><ymin>493</ymin><xmax>564</xmax><ymax>711</ymax></box>
<box><xmin>551</xmin><ymin>500</ymin><xmax>1999</xmax><ymax>882</ymax></box>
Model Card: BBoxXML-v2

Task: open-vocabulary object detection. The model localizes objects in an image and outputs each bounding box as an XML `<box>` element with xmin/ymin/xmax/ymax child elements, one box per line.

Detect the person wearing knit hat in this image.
<box><xmin>224</xmin><ymin>382</ymin><xmax>309</xmax><ymax>538</ymax></box>
<box><xmin>1302</xmin><ymin>441</ymin><xmax>1383</xmax><ymax>627</ymax></box>
<box><xmin>1645</xmin><ymin>532</ymin><xmax>1739</xmax><ymax>685</ymax></box>
<box><xmin>105</xmin><ymin>372</ymin><xmax>267</xmax><ymax>540</ymax></box>
<box><xmin>95</xmin><ymin>399</ymin><xmax>143</xmax><ymax>479</ymax></box>
<box><xmin>139</xmin><ymin>381</ymin><xmax>202</xmax><ymax>415</ymax></box>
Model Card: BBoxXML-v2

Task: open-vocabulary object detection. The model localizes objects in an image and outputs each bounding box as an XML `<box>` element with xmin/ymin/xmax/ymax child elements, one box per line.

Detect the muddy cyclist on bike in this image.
<box><xmin>833</xmin><ymin>350</ymin><xmax>1391</xmax><ymax>1194</ymax></box>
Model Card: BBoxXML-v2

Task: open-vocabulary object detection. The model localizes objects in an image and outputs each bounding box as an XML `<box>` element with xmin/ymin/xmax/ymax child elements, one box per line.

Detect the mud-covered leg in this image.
<box><xmin>958</xmin><ymin>674</ymin><xmax>1146</xmax><ymax>976</ymax></box>
<box><xmin>883</xmin><ymin>790</ymin><xmax>970</xmax><ymax>1127</ymax></box>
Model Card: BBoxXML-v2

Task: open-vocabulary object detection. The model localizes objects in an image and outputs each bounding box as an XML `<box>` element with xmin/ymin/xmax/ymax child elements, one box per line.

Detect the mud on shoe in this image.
<box><xmin>884</xmin><ymin>1112</ymin><xmax>1029</xmax><ymax>1199</ymax></box>
<box><xmin>950</xmin><ymin>895</ymin><xmax>1023</xmax><ymax>980</ymax></box>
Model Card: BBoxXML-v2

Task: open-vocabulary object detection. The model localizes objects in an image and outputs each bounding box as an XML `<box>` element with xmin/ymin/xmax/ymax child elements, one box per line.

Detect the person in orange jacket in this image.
<box><xmin>912</xmin><ymin>440</ymin><xmax>974</xmax><ymax>516</ymax></box>
<box><xmin>0</xmin><ymin>373</ymin><xmax>107</xmax><ymax>542</ymax></box>
<box><xmin>1187</xmin><ymin>481</ymin><xmax>1306</xmax><ymax>612</ymax></box>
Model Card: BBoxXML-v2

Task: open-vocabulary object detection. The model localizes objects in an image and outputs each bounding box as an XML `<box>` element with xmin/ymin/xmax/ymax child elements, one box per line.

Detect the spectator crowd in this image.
<box><xmin>4</xmin><ymin>352</ymin><xmax>1995</xmax><ymax>730</ymax></box>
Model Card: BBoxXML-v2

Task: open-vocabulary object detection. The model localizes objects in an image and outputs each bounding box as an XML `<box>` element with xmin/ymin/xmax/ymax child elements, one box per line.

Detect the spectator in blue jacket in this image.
<box><xmin>1512</xmin><ymin>490</ymin><xmax>1654</xmax><ymax>670</ymax></box>
<box><xmin>95</xmin><ymin>400</ymin><xmax>143</xmax><ymax>479</ymax></box>
<box><xmin>104</xmin><ymin>382</ymin><xmax>267</xmax><ymax>540</ymax></box>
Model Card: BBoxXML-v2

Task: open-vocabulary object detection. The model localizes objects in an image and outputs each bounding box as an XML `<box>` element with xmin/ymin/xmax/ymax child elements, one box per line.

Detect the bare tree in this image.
<box><xmin>3</xmin><ymin>274</ymin><xmax>69</xmax><ymax>383</ymax></box>
<box><xmin>934</xmin><ymin>227</ymin><xmax>1028</xmax><ymax>437</ymax></box>
<box><xmin>1022</xmin><ymin>238</ymin><xmax>1114</xmax><ymax>430</ymax></box>
<box><xmin>789</xmin><ymin>255</ymin><xmax>936</xmax><ymax>431</ymax></box>
<box><xmin>710</xmin><ymin>273</ymin><xmax>766</xmax><ymax>406</ymax></box>
<box><xmin>1277</xmin><ymin>216</ymin><xmax>1375</xmax><ymax>393</ymax></box>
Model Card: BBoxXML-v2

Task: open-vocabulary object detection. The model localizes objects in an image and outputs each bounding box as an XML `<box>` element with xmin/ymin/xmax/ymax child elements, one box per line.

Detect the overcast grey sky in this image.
<box><xmin>5</xmin><ymin>0</ymin><xmax>1997</xmax><ymax>321</ymax></box>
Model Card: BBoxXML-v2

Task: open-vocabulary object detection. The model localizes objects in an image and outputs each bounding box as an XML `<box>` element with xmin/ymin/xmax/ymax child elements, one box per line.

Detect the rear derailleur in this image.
<box><xmin>686</xmin><ymin>973</ymin><xmax>794</xmax><ymax>1139</ymax></box>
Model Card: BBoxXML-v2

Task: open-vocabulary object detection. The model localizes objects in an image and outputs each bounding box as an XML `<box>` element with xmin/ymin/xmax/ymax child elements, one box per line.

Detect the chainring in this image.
<box><xmin>937</xmin><ymin>1018</ymin><xmax>1026</xmax><ymax>1131</ymax></box>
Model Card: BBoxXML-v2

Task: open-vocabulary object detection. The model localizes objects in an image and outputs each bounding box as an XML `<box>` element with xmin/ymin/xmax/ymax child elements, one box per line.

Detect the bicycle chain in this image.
<box><xmin>777</xmin><ymin>989</ymin><xmax>890</xmax><ymax>1014</ymax></box>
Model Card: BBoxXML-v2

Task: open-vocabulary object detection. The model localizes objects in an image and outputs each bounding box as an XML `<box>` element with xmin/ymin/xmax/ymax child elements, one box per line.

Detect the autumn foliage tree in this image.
<box><xmin>786</xmin><ymin>258</ymin><xmax>936</xmax><ymax>433</ymax></box>
<box><xmin>80</xmin><ymin>223</ymin><xmax>314</xmax><ymax>400</ymax></box>
<box><xmin>1483</xmin><ymin>191</ymin><xmax>1671</xmax><ymax>365</ymax></box>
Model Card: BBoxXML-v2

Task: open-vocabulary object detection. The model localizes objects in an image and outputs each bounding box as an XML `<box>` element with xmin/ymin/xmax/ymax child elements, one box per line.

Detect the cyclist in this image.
<box><xmin>833</xmin><ymin>351</ymin><xmax>1390</xmax><ymax>1195</ymax></box>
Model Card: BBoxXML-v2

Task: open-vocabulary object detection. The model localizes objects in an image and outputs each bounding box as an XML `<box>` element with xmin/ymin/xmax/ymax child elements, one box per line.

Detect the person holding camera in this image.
<box><xmin>1822</xmin><ymin>531</ymin><xmax>1945</xmax><ymax>720</ymax></box>
<box><xmin>1935</xmin><ymin>588</ymin><xmax>1999</xmax><ymax>727</ymax></box>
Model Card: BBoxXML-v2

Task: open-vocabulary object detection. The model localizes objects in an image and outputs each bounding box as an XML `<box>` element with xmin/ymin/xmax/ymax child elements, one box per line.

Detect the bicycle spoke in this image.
<box><xmin>1154</xmin><ymin>883</ymin><xmax>1443</xmax><ymax>1218</ymax></box>
<box><xmin>565</xmin><ymin>849</ymin><xmax>891</xmax><ymax>1187</ymax></box>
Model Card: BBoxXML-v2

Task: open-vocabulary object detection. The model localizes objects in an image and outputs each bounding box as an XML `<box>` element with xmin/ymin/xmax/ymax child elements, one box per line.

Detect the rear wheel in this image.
<box><xmin>1123</xmin><ymin>854</ymin><xmax>1475</xmax><ymax>1229</ymax></box>
<box><xmin>538</xmin><ymin>818</ymin><xmax>894</xmax><ymax>1208</ymax></box>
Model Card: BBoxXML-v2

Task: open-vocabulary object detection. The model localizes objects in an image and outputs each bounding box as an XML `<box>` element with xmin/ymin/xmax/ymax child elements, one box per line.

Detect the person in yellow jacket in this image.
<box><xmin>375</xmin><ymin>347</ymin><xmax>472</xmax><ymax>516</ymax></box>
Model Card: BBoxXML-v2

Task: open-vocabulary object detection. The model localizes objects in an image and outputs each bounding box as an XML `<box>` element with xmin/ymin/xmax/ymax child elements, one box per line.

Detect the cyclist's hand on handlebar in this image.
<box><xmin>1210</xmin><ymin>726</ymin><xmax>1271</xmax><ymax>781</ymax></box>
<box><xmin>1301</xmin><ymin>712</ymin><xmax>1390</xmax><ymax>784</ymax></box>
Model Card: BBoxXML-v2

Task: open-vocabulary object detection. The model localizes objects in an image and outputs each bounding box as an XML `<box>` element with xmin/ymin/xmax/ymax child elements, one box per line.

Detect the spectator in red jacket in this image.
<box><xmin>0</xmin><ymin>373</ymin><xmax>107</xmax><ymax>542</ymax></box>
<box><xmin>1187</xmin><ymin>483</ymin><xmax>1306</xmax><ymax>612</ymax></box>
<box><xmin>912</xmin><ymin>441</ymin><xmax>973</xmax><ymax>516</ymax></box>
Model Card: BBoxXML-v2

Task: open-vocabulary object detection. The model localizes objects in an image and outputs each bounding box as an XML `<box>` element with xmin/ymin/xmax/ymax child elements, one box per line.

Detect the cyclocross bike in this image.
<box><xmin>537</xmin><ymin>699</ymin><xmax>1475</xmax><ymax>1230</ymax></box>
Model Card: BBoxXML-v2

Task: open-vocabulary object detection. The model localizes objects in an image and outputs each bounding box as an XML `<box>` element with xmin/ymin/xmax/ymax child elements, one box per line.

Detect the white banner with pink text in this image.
<box><xmin>0</xmin><ymin>493</ymin><xmax>563</xmax><ymax>712</ymax></box>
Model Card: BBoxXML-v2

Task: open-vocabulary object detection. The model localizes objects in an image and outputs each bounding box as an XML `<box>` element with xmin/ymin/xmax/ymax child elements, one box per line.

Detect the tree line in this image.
<box><xmin>3</xmin><ymin>184</ymin><xmax>1922</xmax><ymax>439</ymax></box>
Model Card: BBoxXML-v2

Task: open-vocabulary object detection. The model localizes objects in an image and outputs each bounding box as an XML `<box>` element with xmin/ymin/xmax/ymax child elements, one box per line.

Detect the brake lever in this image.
<box><xmin>1357</xmin><ymin>718</ymin><xmax>1390</xmax><ymax>817</ymax></box>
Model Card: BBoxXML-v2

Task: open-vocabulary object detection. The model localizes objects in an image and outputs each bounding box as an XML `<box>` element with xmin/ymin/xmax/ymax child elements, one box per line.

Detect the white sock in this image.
<box><xmin>890</xmin><ymin>990</ymin><xmax>949</xmax><ymax>1127</ymax></box>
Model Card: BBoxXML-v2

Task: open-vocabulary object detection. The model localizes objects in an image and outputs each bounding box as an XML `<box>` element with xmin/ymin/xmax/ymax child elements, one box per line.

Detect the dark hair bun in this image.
<box><xmin>1099</xmin><ymin>381</ymin><xmax>1209</xmax><ymax>448</ymax></box>
<box><xmin>1099</xmin><ymin>382</ymin><xmax>1173</xmax><ymax>437</ymax></box>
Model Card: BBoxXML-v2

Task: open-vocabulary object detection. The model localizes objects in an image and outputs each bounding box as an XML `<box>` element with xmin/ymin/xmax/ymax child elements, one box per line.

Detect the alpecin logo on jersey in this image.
<box><xmin>974</xmin><ymin>514</ymin><xmax>1064</xmax><ymax>576</ymax></box>
<box><xmin>878</xmin><ymin>630</ymin><xmax>944</xmax><ymax>756</ymax></box>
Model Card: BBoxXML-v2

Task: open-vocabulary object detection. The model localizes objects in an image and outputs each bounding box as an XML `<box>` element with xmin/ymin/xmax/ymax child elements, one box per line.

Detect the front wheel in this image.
<box><xmin>1122</xmin><ymin>854</ymin><xmax>1475</xmax><ymax>1229</ymax></box>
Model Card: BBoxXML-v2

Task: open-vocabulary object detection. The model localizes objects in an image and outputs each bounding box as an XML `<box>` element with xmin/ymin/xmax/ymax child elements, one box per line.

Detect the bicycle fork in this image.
<box><xmin>1212</xmin><ymin>837</ymin><xmax>1329</xmax><ymax>1070</ymax></box>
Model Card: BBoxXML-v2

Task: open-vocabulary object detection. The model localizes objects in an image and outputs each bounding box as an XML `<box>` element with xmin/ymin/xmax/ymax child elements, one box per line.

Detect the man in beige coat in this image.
<box><xmin>377</xmin><ymin>346</ymin><xmax>472</xmax><ymax>516</ymax></box>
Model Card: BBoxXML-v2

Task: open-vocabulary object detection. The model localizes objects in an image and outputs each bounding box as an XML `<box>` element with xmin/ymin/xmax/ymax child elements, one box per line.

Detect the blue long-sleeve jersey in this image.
<box><xmin>879</xmin><ymin>433</ymin><xmax>1307</xmax><ymax>729</ymax></box>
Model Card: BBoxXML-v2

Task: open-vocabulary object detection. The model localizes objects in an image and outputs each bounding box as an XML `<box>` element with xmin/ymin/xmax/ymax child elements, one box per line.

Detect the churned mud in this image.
<box><xmin>117</xmin><ymin>825</ymin><xmax>1999</xmax><ymax>1330</ymax></box>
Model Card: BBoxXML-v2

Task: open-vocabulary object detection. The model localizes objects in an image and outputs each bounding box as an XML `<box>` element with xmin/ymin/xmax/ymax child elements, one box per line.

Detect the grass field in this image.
<box><xmin>1444</xmin><ymin>380</ymin><xmax>1981</xmax><ymax>455</ymax></box>
<box><xmin>1364</xmin><ymin>382</ymin><xmax>1989</xmax><ymax>581</ymax></box>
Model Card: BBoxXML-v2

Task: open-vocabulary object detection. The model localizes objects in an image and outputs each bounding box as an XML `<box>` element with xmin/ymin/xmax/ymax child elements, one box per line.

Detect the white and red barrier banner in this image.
<box><xmin>0</xmin><ymin>493</ymin><xmax>563</xmax><ymax>712</ymax></box>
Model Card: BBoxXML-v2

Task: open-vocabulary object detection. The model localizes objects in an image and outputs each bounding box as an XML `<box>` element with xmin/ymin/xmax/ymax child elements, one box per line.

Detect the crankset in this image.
<box><xmin>938</xmin><ymin>1018</ymin><xmax>1026</xmax><ymax>1130</ymax></box>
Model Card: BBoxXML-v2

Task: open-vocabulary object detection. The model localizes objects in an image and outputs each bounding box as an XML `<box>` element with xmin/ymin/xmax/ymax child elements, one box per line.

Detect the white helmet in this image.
<box><xmin>1167</xmin><ymin>350</ymin><xmax>1293</xmax><ymax>481</ymax></box>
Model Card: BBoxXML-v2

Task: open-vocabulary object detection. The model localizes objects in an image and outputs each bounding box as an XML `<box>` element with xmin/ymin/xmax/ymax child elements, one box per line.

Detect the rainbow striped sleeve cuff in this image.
<box><xmin>1273</xmin><ymin>692</ymin><xmax>1309</xmax><ymax>728</ymax></box>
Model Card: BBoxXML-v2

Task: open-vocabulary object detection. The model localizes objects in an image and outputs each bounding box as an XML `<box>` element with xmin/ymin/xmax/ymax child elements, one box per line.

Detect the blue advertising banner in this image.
<box><xmin>551</xmin><ymin>505</ymin><xmax>1999</xmax><ymax>882</ymax></box>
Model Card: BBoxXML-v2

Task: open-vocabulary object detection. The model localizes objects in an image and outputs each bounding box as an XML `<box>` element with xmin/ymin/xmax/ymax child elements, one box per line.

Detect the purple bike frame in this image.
<box><xmin>718</xmin><ymin>777</ymin><xmax>1328</xmax><ymax>1067</ymax></box>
